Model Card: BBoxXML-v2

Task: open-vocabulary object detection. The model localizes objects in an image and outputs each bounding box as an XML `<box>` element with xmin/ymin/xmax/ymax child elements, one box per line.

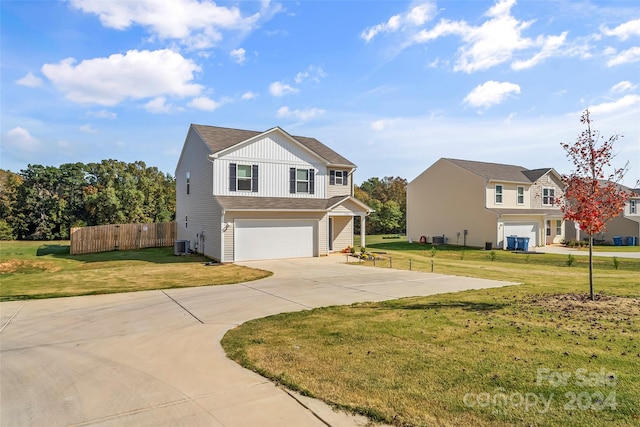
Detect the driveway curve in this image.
<box><xmin>1</xmin><ymin>256</ymin><xmax>516</xmax><ymax>427</ymax></box>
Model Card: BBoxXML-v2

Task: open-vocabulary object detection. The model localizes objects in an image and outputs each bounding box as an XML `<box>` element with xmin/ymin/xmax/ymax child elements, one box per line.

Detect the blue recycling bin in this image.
<box><xmin>626</xmin><ymin>236</ymin><xmax>637</xmax><ymax>246</ymax></box>
<box><xmin>507</xmin><ymin>236</ymin><xmax>517</xmax><ymax>250</ymax></box>
<box><xmin>516</xmin><ymin>237</ymin><xmax>530</xmax><ymax>252</ymax></box>
<box><xmin>613</xmin><ymin>236</ymin><xmax>623</xmax><ymax>246</ymax></box>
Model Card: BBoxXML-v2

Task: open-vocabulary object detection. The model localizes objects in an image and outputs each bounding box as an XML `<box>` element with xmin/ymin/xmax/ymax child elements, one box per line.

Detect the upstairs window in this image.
<box><xmin>186</xmin><ymin>171</ymin><xmax>190</xmax><ymax>195</ymax></box>
<box><xmin>495</xmin><ymin>185</ymin><xmax>503</xmax><ymax>204</ymax></box>
<box><xmin>543</xmin><ymin>188</ymin><xmax>555</xmax><ymax>205</ymax></box>
<box><xmin>290</xmin><ymin>168</ymin><xmax>315</xmax><ymax>194</ymax></box>
<box><xmin>631</xmin><ymin>200</ymin><xmax>637</xmax><ymax>214</ymax></box>
<box><xmin>229</xmin><ymin>163</ymin><xmax>258</xmax><ymax>192</ymax></box>
<box><xmin>517</xmin><ymin>186</ymin><xmax>524</xmax><ymax>205</ymax></box>
<box><xmin>330</xmin><ymin>170</ymin><xmax>348</xmax><ymax>186</ymax></box>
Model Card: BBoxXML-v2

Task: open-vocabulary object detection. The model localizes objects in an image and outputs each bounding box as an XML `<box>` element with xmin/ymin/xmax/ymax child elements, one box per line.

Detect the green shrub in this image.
<box><xmin>566</xmin><ymin>254</ymin><xmax>575</xmax><ymax>267</ymax></box>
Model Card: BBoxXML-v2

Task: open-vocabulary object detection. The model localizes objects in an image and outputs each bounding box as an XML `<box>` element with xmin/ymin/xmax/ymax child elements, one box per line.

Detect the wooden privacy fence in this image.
<box><xmin>70</xmin><ymin>222</ymin><xmax>177</xmax><ymax>255</ymax></box>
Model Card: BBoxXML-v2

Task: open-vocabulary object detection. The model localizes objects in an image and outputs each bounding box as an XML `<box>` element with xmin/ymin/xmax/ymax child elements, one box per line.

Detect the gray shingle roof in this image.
<box><xmin>445</xmin><ymin>158</ymin><xmax>554</xmax><ymax>183</ymax></box>
<box><xmin>192</xmin><ymin>124</ymin><xmax>356</xmax><ymax>167</ymax></box>
<box><xmin>214</xmin><ymin>195</ymin><xmax>371</xmax><ymax>212</ymax></box>
<box><xmin>215</xmin><ymin>196</ymin><xmax>331</xmax><ymax>211</ymax></box>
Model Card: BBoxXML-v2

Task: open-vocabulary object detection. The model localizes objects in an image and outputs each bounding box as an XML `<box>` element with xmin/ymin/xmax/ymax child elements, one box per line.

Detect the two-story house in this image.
<box><xmin>175</xmin><ymin>125</ymin><xmax>372</xmax><ymax>262</ymax></box>
<box><xmin>564</xmin><ymin>183</ymin><xmax>640</xmax><ymax>245</ymax></box>
<box><xmin>407</xmin><ymin>158</ymin><xmax>566</xmax><ymax>249</ymax></box>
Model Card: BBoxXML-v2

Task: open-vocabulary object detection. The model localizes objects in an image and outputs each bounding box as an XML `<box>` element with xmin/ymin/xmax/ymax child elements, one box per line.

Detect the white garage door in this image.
<box><xmin>235</xmin><ymin>219</ymin><xmax>316</xmax><ymax>261</ymax></box>
<box><xmin>504</xmin><ymin>223</ymin><xmax>538</xmax><ymax>247</ymax></box>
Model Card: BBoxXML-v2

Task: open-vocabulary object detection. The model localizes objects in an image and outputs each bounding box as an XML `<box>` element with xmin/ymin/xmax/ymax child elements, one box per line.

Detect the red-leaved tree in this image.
<box><xmin>560</xmin><ymin>109</ymin><xmax>634</xmax><ymax>301</ymax></box>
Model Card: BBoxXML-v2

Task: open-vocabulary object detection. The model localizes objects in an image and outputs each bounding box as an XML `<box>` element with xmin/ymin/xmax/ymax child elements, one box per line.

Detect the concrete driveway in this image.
<box><xmin>1</xmin><ymin>256</ymin><xmax>515</xmax><ymax>427</ymax></box>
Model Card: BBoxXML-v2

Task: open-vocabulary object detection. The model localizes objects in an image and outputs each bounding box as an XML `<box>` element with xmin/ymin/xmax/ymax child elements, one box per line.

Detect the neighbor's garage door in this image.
<box><xmin>234</xmin><ymin>219</ymin><xmax>316</xmax><ymax>261</ymax></box>
<box><xmin>504</xmin><ymin>223</ymin><xmax>538</xmax><ymax>247</ymax></box>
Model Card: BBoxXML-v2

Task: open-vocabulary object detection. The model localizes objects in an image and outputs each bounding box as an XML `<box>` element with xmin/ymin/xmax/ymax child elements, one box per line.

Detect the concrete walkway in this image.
<box><xmin>1</xmin><ymin>256</ymin><xmax>516</xmax><ymax>427</ymax></box>
<box><xmin>537</xmin><ymin>245</ymin><xmax>640</xmax><ymax>259</ymax></box>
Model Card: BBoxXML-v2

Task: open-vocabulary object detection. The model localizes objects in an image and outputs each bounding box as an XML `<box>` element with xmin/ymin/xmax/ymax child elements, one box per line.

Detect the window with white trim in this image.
<box><xmin>631</xmin><ymin>200</ymin><xmax>637</xmax><ymax>214</ymax></box>
<box><xmin>229</xmin><ymin>163</ymin><xmax>258</xmax><ymax>192</ymax></box>
<box><xmin>495</xmin><ymin>185</ymin><xmax>503</xmax><ymax>204</ymax></box>
<box><xmin>517</xmin><ymin>186</ymin><xmax>524</xmax><ymax>205</ymax></box>
<box><xmin>290</xmin><ymin>168</ymin><xmax>315</xmax><ymax>194</ymax></box>
<box><xmin>542</xmin><ymin>188</ymin><xmax>555</xmax><ymax>205</ymax></box>
<box><xmin>330</xmin><ymin>170</ymin><xmax>348</xmax><ymax>186</ymax></box>
<box><xmin>556</xmin><ymin>220</ymin><xmax>562</xmax><ymax>235</ymax></box>
<box><xmin>546</xmin><ymin>220</ymin><xmax>551</xmax><ymax>236</ymax></box>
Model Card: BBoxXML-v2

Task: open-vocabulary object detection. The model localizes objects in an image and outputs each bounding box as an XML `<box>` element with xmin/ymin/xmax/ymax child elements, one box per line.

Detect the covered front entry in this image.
<box><xmin>504</xmin><ymin>222</ymin><xmax>539</xmax><ymax>247</ymax></box>
<box><xmin>234</xmin><ymin>219</ymin><xmax>316</xmax><ymax>261</ymax></box>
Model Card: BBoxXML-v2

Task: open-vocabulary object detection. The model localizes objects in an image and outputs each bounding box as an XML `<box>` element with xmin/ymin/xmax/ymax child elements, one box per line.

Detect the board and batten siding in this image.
<box><xmin>212</xmin><ymin>133</ymin><xmax>327</xmax><ymax>198</ymax></box>
<box><xmin>175</xmin><ymin>129</ymin><xmax>222</xmax><ymax>261</ymax></box>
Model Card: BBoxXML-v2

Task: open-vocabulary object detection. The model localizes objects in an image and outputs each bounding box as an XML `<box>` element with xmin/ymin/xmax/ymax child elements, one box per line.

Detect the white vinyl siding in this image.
<box><xmin>175</xmin><ymin>129</ymin><xmax>222</xmax><ymax>260</ymax></box>
<box><xmin>330</xmin><ymin>216</ymin><xmax>353</xmax><ymax>252</ymax></box>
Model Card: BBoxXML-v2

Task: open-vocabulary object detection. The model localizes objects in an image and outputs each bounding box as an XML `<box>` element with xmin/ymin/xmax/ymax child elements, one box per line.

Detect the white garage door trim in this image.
<box><xmin>234</xmin><ymin>219</ymin><xmax>317</xmax><ymax>261</ymax></box>
<box><xmin>504</xmin><ymin>222</ymin><xmax>538</xmax><ymax>247</ymax></box>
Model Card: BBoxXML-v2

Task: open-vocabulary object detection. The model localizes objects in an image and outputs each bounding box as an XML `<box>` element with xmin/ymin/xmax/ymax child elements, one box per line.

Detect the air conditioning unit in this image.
<box><xmin>174</xmin><ymin>240</ymin><xmax>190</xmax><ymax>255</ymax></box>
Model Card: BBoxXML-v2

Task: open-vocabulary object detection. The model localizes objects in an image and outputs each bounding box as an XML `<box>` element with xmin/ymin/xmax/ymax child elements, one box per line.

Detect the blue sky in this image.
<box><xmin>2</xmin><ymin>0</ymin><xmax>639</xmax><ymax>186</ymax></box>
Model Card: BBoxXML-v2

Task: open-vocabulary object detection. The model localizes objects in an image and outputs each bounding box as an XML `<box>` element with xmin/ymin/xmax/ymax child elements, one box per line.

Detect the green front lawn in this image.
<box><xmin>0</xmin><ymin>241</ymin><xmax>271</xmax><ymax>300</ymax></box>
<box><xmin>223</xmin><ymin>236</ymin><xmax>640</xmax><ymax>426</ymax></box>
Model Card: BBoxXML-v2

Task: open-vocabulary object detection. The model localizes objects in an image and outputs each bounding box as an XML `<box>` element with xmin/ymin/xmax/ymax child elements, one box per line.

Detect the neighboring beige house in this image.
<box><xmin>565</xmin><ymin>185</ymin><xmax>640</xmax><ymax>245</ymax></box>
<box><xmin>407</xmin><ymin>158</ymin><xmax>566</xmax><ymax>249</ymax></box>
<box><xmin>175</xmin><ymin>124</ymin><xmax>372</xmax><ymax>262</ymax></box>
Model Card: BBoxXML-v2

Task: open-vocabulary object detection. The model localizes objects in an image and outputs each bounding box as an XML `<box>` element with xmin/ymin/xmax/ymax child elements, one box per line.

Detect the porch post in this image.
<box><xmin>360</xmin><ymin>215</ymin><xmax>366</xmax><ymax>248</ymax></box>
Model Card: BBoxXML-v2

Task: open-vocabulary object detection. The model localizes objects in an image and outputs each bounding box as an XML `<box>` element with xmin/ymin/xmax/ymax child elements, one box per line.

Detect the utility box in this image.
<box><xmin>174</xmin><ymin>240</ymin><xmax>190</xmax><ymax>255</ymax></box>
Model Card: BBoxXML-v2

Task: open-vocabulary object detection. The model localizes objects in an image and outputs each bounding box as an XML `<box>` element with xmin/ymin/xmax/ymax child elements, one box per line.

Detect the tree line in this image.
<box><xmin>354</xmin><ymin>176</ymin><xmax>407</xmax><ymax>234</ymax></box>
<box><xmin>0</xmin><ymin>160</ymin><xmax>176</xmax><ymax>240</ymax></box>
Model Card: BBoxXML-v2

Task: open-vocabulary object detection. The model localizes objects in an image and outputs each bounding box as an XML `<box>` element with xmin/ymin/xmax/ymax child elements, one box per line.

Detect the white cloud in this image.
<box><xmin>361</xmin><ymin>1</ymin><xmax>436</xmax><ymax>42</ymax></box>
<box><xmin>88</xmin><ymin>109</ymin><xmax>117</xmax><ymax>120</ymax></box>
<box><xmin>601</xmin><ymin>18</ymin><xmax>640</xmax><ymax>40</ymax></box>
<box><xmin>276</xmin><ymin>106</ymin><xmax>325</xmax><ymax>121</ymax></box>
<box><xmin>385</xmin><ymin>0</ymin><xmax>572</xmax><ymax>73</ymax></box>
<box><xmin>144</xmin><ymin>96</ymin><xmax>173</xmax><ymax>114</ymax></box>
<box><xmin>3</xmin><ymin>127</ymin><xmax>41</xmax><ymax>152</ymax></box>
<box><xmin>15</xmin><ymin>72</ymin><xmax>43</xmax><ymax>88</ymax></box>
<box><xmin>463</xmin><ymin>80</ymin><xmax>521</xmax><ymax>109</ymax></box>
<box><xmin>511</xmin><ymin>32</ymin><xmax>567</xmax><ymax>70</ymax></box>
<box><xmin>607</xmin><ymin>46</ymin><xmax>640</xmax><ymax>66</ymax></box>
<box><xmin>269</xmin><ymin>81</ymin><xmax>299</xmax><ymax>97</ymax></box>
<box><xmin>454</xmin><ymin>0</ymin><xmax>537</xmax><ymax>73</ymax></box>
<box><xmin>230</xmin><ymin>48</ymin><xmax>246</xmax><ymax>64</ymax></box>
<box><xmin>371</xmin><ymin>119</ymin><xmax>396</xmax><ymax>131</ymax></box>
<box><xmin>41</xmin><ymin>49</ymin><xmax>202</xmax><ymax>106</ymax></box>
<box><xmin>611</xmin><ymin>81</ymin><xmax>637</xmax><ymax>94</ymax></box>
<box><xmin>294</xmin><ymin>65</ymin><xmax>327</xmax><ymax>84</ymax></box>
<box><xmin>188</xmin><ymin>96</ymin><xmax>222</xmax><ymax>111</ymax></box>
<box><xmin>589</xmin><ymin>94</ymin><xmax>640</xmax><ymax>115</ymax></box>
<box><xmin>79</xmin><ymin>124</ymin><xmax>98</xmax><ymax>133</ymax></box>
<box><xmin>241</xmin><ymin>91</ymin><xmax>258</xmax><ymax>100</ymax></box>
<box><xmin>68</xmin><ymin>0</ymin><xmax>274</xmax><ymax>50</ymax></box>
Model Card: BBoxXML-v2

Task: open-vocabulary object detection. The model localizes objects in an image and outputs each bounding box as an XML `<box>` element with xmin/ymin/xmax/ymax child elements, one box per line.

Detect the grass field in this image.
<box><xmin>222</xmin><ymin>236</ymin><xmax>640</xmax><ymax>427</ymax></box>
<box><xmin>0</xmin><ymin>241</ymin><xmax>271</xmax><ymax>300</ymax></box>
